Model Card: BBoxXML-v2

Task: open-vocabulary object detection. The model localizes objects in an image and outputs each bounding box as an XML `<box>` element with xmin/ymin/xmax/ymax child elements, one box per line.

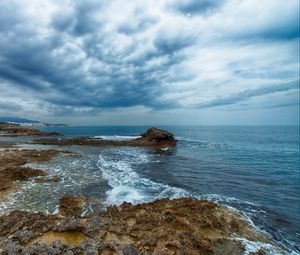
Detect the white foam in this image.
<box><xmin>198</xmin><ymin>193</ymin><xmax>257</xmax><ymax>206</ymax></box>
<box><xmin>93</xmin><ymin>135</ymin><xmax>141</xmax><ymax>141</ymax></box>
<box><xmin>107</xmin><ymin>185</ymin><xmax>145</xmax><ymax>204</ymax></box>
<box><xmin>233</xmin><ymin>237</ymin><xmax>297</xmax><ymax>255</ymax></box>
<box><xmin>97</xmin><ymin>148</ymin><xmax>189</xmax><ymax>206</ymax></box>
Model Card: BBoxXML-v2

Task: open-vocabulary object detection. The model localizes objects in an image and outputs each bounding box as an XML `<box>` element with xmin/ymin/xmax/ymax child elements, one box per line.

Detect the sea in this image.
<box><xmin>0</xmin><ymin>126</ymin><xmax>299</xmax><ymax>254</ymax></box>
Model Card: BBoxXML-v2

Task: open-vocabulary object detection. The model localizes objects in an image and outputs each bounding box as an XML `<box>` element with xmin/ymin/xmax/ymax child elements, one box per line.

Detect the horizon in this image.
<box><xmin>0</xmin><ymin>0</ymin><xmax>299</xmax><ymax>125</ymax></box>
<box><xmin>1</xmin><ymin>116</ymin><xmax>299</xmax><ymax>127</ymax></box>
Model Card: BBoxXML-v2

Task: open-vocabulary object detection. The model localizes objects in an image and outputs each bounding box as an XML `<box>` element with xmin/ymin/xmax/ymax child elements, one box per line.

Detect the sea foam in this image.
<box><xmin>97</xmin><ymin>148</ymin><xmax>189</xmax><ymax>206</ymax></box>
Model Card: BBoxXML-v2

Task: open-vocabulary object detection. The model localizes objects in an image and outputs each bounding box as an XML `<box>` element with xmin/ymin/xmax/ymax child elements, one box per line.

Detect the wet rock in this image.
<box><xmin>31</xmin><ymin>127</ymin><xmax>177</xmax><ymax>148</ymax></box>
<box><xmin>0</xmin><ymin>167</ymin><xmax>47</xmax><ymax>181</ymax></box>
<box><xmin>140</xmin><ymin>127</ymin><xmax>176</xmax><ymax>144</ymax></box>
<box><xmin>0</xmin><ymin>149</ymin><xmax>70</xmax><ymax>202</ymax></box>
<box><xmin>0</xmin><ymin>179</ymin><xmax>14</xmax><ymax>191</ymax></box>
<box><xmin>59</xmin><ymin>195</ymin><xmax>87</xmax><ymax>217</ymax></box>
<box><xmin>249</xmin><ymin>249</ymin><xmax>267</xmax><ymax>255</ymax></box>
<box><xmin>35</xmin><ymin>175</ymin><xmax>61</xmax><ymax>183</ymax></box>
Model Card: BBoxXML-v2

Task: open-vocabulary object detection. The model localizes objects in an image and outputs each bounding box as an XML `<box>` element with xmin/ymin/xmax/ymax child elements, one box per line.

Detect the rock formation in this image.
<box><xmin>0</xmin><ymin>122</ymin><xmax>62</xmax><ymax>137</ymax></box>
<box><xmin>0</xmin><ymin>149</ymin><xmax>70</xmax><ymax>202</ymax></box>
<box><xmin>0</xmin><ymin>197</ymin><xmax>284</xmax><ymax>255</ymax></box>
<box><xmin>31</xmin><ymin>127</ymin><xmax>177</xmax><ymax>148</ymax></box>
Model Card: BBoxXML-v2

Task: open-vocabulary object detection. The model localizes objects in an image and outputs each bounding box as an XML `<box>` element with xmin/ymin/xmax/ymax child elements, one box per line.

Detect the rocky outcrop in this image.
<box><xmin>0</xmin><ymin>122</ymin><xmax>62</xmax><ymax>137</ymax></box>
<box><xmin>135</xmin><ymin>127</ymin><xmax>176</xmax><ymax>146</ymax></box>
<box><xmin>31</xmin><ymin>127</ymin><xmax>177</xmax><ymax>148</ymax></box>
<box><xmin>0</xmin><ymin>197</ymin><xmax>284</xmax><ymax>255</ymax></box>
<box><xmin>0</xmin><ymin>149</ymin><xmax>70</xmax><ymax>202</ymax></box>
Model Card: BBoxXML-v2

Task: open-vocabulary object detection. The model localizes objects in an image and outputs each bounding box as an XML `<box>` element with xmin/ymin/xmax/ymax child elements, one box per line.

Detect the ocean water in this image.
<box><xmin>1</xmin><ymin>126</ymin><xmax>299</xmax><ymax>254</ymax></box>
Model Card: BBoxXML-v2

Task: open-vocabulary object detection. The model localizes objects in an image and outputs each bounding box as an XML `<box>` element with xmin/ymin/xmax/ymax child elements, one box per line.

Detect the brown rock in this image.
<box><xmin>59</xmin><ymin>195</ymin><xmax>87</xmax><ymax>217</ymax></box>
<box><xmin>35</xmin><ymin>175</ymin><xmax>61</xmax><ymax>183</ymax></box>
<box><xmin>0</xmin><ymin>198</ymin><xmax>284</xmax><ymax>255</ymax></box>
<box><xmin>140</xmin><ymin>127</ymin><xmax>176</xmax><ymax>144</ymax></box>
<box><xmin>0</xmin><ymin>167</ymin><xmax>47</xmax><ymax>181</ymax></box>
<box><xmin>0</xmin><ymin>122</ymin><xmax>63</xmax><ymax>137</ymax></box>
<box><xmin>0</xmin><ymin>149</ymin><xmax>68</xmax><ymax>203</ymax></box>
<box><xmin>31</xmin><ymin>127</ymin><xmax>177</xmax><ymax>148</ymax></box>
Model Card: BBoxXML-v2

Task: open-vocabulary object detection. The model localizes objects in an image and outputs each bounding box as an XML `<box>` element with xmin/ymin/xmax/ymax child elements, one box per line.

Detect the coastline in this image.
<box><xmin>0</xmin><ymin>123</ymin><xmax>298</xmax><ymax>254</ymax></box>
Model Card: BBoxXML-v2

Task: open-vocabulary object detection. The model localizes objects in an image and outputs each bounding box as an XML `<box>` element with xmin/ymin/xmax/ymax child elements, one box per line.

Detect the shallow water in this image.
<box><xmin>0</xmin><ymin>125</ymin><xmax>299</xmax><ymax>254</ymax></box>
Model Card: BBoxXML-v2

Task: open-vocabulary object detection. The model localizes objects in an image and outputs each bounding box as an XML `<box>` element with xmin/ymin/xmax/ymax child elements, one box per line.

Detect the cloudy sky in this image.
<box><xmin>0</xmin><ymin>0</ymin><xmax>299</xmax><ymax>125</ymax></box>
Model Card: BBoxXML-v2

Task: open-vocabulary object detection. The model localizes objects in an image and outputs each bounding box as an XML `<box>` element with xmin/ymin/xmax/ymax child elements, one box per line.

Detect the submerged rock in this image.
<box><xmin>0</xmin><ymin>149</ymin><xmax>71</xmax><ymax>203</ymax></box>
<box><xmin>35</xmin><ymin>175</ymin><xmax>61</xmax><ymax>183</ymax></box>
<box><xmin>0</xmin><ymin>197</ymin><xmax>286</xmax><ymax>255</ymax></box>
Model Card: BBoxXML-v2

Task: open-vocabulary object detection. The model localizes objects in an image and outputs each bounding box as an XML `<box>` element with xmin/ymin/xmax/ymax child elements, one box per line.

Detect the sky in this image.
<box><xmin>0</xmin><ymin>0</ymin><xmax>299</xmax><ymax>125</ymax></box>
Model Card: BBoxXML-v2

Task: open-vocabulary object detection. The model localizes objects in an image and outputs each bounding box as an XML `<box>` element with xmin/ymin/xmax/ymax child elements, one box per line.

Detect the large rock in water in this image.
<box><xmin>137</xmin><ymin>127</ymin><xmax>177</xmax><ymax>146</ymax></box>
<box><xmin>31</xmin><ymin>127</ymin><xmax>177</xmax><ymax>147</ymax></box>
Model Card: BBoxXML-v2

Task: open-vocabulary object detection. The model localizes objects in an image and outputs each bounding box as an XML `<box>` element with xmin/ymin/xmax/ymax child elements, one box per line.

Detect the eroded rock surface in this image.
<box><xmin>0</xmin><ymin>198</ymin><xmax>283</xmax><ymax>255</ymax></box>
<box><xmin>59</xmin><ymin>195</ymin><xmax>88</xmax><ymax>217</ymax></box>
<box><xmin>0</xmin><ymin>149</ymin><xmax>65</xmax><ymax>202</ymax></box>
<box><xmin>31</xmin><ymin>128</ymin><xmax>177</xmax><ymax>148</ymax></box>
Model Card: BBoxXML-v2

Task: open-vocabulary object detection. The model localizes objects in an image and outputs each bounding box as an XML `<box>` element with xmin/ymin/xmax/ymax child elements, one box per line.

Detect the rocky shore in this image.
<box><xmin>0</xmin><ymin>149</ymin><xmax>73</xmax><ymax>203</ymax></box>
<box><xmin>0</xmin><ymin>126</ymin><xmax>175</xmax><ymax>203</ymax></box>
<box><xmin>0</xmin><ymin>196</ymin><xmax>280</xmax><ymax>255</ymax></box>
<box><xmin>0</xmin><ymin>122</ymin><xmax>62</xmax><ymax>137</ymax></box>
<box><xmin>31</xmin><ymin>127</ymin><xmax>176</xmax><ymax>147</ymax></box>
<box><xmin>0</xmin><ymin>124</ymin><xmax>288</xmax><ymax>254</ymax></box>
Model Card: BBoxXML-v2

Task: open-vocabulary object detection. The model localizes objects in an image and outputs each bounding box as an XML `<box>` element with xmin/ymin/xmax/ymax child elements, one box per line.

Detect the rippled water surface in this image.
<box><xmin>1</xmin><ymin>126</ymin><xmax>299</xmax><ymax>254</ymax></box>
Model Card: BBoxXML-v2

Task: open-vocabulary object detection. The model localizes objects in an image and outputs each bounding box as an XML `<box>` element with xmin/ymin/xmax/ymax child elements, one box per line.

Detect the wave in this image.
<box><xmin>198</xmin><ymin>193</ymin><xmax>257</xmax><ymax>206</ymax></box>
<box><xmin>97</xmin><ymin>148</ymin><xmax>189</xmax><ymax>205</ymax></box>
<box><xmin>199</xmin><ymin>194</ymin><xmax>300</xmax><ymax>254</ymax></box>
<box><xmin>93</xmin><ymin>135</ymin><xmax>141</xmax><ymax>141</ymax></box>
<box><xmin>234</xmin><ymin>237</ymin><xmax>297</xmax><ymax>255</ymax></box>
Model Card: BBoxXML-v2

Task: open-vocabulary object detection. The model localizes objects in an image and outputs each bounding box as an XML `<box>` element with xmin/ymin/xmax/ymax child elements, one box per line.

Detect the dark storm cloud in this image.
<box><xmin>72</xmin><ymin>0</ymin><xmax>105</xmax><ymax>36</ymax></box>
<box><xmin>233</xmin><ymin>16</ymin><xmax>300</xmax><ymax>41</ymax></box>
<box><xmin>154</xmin><ymin>32</ymin><xmax>196</xmax><ymax>55</ymax></box>
<box><xmin>0</xmin><ymin>0</ymin><xmax>169</xmax><ymax>109</ymax></box>
<box><xmin>51</xmin><ymin>0</ymin><xmax>107</xmax><ymax>35</ymax></box>
<box><xmin>170</xmin><ymin>0</ymin><xmax>227</xmax><ymax>15</ymax></box>
<box><xmin>51</xmin><ymin>12</ymin><xmax>74</xmax><ymax>32</ymax></box>
<box><xmin>0</xmin><ymin>0</ymin><xmax>299</xmax><ymax>120</ymax></box>
<box><xmin>197</xmin><ymin>80</ymin><xmax>300</xmax><ymax>108</ymax></box>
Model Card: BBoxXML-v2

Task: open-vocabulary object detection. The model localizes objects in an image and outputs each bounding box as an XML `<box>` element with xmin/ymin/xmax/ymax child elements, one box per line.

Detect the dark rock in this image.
<box><xmin>140</xmin><ymin>127</ymin><xmax>175</xmax><ymax>143</ymax></box>
<box><xmin>31</xmin><ymin>127</ymin><xmax>177</xmax><ymax>148</ymax></box>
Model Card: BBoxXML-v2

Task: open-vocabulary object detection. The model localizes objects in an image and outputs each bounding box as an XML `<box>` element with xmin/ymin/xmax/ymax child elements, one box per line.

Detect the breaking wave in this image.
<box><xmin>96</xmin><ymin>148</ymin><xmax>189</xmax><ymax>205</ymax></box>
